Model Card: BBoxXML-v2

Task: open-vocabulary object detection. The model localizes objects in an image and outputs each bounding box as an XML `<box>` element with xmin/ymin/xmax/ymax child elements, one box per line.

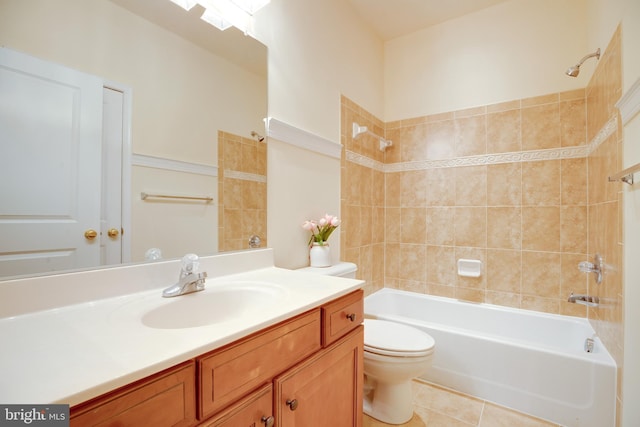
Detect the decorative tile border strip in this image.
<box><xmin>224</xmin><ymin>169</ymin><xmax>267</xmax><ymax>183</ymax></box>
<box><xmin>346</xmin><ymin>113</ymin><xmax>618</xmax><ymax>173</ymax></box>
<box><xmin>587</xmin><ymin>114</ymin><xmax>618</xmax><ymax>153</ymax></box>
<box><xmin>345</xmin><ymin>151</ymin><xmax>385</xmax><ymax>172</ymax></box>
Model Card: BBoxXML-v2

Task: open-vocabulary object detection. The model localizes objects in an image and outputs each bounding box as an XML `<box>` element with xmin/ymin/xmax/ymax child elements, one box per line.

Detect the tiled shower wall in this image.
<box><xmin>341</xmin><ymin>25</ymin><xmax>623</xmax><ymax>424</ymax></box>
<box><xmin>585</xmin><ymin>27</ymin><xmax>623</xmax><ymax>420</ymax></box>
<box><xmin>340</xmin><ymin>97</ymin><xmax>386</xmax><ymax>295</ymax></box>
<box><xmin>218</xmin><ymin>131</ymin><xmax>267</xmax><ymax>251</ymax></box>
<box><xmin>341</xmin><ymin>27</ymin><xmax>622</xmax><ymax>318</ymax></box>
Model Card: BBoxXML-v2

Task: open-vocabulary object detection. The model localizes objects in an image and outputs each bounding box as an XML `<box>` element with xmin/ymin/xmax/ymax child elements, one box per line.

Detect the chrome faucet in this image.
<box><xmin>162</xmin><ymin>254</ymin><xmax>208</xmax><ymax>298</ymax></box>
<box><xmin>567</xmin><ymin>292</ymin><xmax>599</xmax><ymax>307</ymax></box>
<box><xmin>578</xmin><ymin>253</ymin><xmax>603</xmax><ymax>284</ymax></box>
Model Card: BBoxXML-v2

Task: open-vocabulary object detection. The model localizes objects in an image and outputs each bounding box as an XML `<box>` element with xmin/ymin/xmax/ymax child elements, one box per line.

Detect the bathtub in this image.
<box><xmin>364</xmin><ymin>289</ymin><xmax>616</xmax><ymax>427</ymax></box>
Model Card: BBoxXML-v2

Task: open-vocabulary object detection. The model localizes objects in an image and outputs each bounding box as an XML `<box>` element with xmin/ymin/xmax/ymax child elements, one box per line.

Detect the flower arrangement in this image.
<box><xmin>302</xmin><ymin>214</ymin><xmax>341</xmax><ymax>246</ymax></box>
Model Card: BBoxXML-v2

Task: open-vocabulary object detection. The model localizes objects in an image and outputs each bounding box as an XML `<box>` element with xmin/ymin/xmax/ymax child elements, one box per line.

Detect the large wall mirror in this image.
<box><xmin>0</xmin><ymin>0</ymin><xmax>268</xmax><ymax>281</ymax></box>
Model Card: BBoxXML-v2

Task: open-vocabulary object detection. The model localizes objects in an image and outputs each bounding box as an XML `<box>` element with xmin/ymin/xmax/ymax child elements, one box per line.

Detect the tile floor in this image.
<box><xmin>363</xmin><ymin>379</ymin><xmax>561</xmax><ymax>427</ymax></box>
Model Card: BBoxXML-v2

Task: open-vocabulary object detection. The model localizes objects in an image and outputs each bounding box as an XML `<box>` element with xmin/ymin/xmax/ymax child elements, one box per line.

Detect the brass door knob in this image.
<box><xmin>286</xmin><ymin>399</ymin><xmax>298</xmax><ymax>411</ymax></box>
<box><xmin>84</xmin><ymin>229</ymin><xmax>98</xmax><ymax>240</ymax></box>
<box><xmin>107</xmin><ymin>228</ymin><xmax>120</xmax><ymax>238</ymax></box>
<box><xmin>261</xmin><ymin>415</ymin><xmax>274</xmax><ymax>427</ymax></box>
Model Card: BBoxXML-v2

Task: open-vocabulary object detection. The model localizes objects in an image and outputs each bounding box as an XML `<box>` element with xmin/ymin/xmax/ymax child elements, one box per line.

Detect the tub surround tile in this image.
<box><xmin>521</xmin><ymin>103</ymin><xmax>561</xmax><ymax>151</ymax></box>
<box><xmin>455</xmin><ymin>166</ymin><xmax>487</xmax><ymax>207</ymax></box>
<box><xmin>486</xmin><ymin>109</ymin><xmax>521</xmax><ymax>154</ymax></box>
<box><xmin>486</xmin><ymin>249</ymin><xmax>522</xmax><ymax>293</ymax></box>
<box><xmin>522</xmin><ymin>207</ymin><xmax>561</xmax><ymax>252</ymax></box>
<box><xmin>487</xmin><ymin>207</ymin><xmax>522</xmax><ymax>250</ymax></box>
<box><xmin>487</xmin><ymin>163</ymin><xmax>522</xmax><ymax>206</ymax></box>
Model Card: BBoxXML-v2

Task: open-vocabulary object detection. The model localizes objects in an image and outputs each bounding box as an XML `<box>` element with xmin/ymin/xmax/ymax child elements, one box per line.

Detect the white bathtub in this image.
<box><xmin>364</xmin><ymin>289</ymin><xmax>616</xmax><ymax>427</ymax></box>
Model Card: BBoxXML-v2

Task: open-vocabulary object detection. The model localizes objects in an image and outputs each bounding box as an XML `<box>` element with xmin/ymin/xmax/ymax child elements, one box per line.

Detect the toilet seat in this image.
<box><xmin>364</xmin><ymin>319</ymin><xmax>435</xmax><ymax>357</ymax></box>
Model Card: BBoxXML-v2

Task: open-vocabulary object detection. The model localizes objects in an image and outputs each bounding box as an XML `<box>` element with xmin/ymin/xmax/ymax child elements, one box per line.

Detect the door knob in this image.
<box><xmin>286</xmin><ymin>399</ymin><xmax>298</xmax><ymax>411</ymax></box>
<box><xmin>84</xmin><ymin>229</ymin><xmax>98</xmax><ymax>240</ymax></box>
<box><xmin>107</xmin><ymin>228</ymin><xmax>120</xmax><ymax>238</ymax></box>
<box><xmin>261</xmin><ymin>415</ymin><xmax>274</xmax><ymax>427</ymax></box>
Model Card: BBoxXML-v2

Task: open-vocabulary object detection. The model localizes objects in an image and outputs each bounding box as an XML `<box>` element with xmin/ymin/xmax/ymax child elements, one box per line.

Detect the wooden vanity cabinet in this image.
<box><xmin>69</xmin><ymin>290</ymin><xmax>363</xmax><ymax>427</ymax></box>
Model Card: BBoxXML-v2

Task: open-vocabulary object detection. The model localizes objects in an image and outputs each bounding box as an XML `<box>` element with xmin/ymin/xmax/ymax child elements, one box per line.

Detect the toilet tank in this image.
<box><xmin>296</xmin><ymin>262</ymin><xmax>357</xmax><ymax>279</ymax></box>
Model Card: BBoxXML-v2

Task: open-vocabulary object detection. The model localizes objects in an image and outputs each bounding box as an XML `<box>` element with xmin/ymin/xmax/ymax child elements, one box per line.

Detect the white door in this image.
<box><xmin>101</xmin><ymin>87</ymin><xmax>124</xmax><ymax>266</ymax></box>
<box><xmin>0</xmin><ymin>47</ymin><xmax>103</xmax><ymax>277</ymax></box>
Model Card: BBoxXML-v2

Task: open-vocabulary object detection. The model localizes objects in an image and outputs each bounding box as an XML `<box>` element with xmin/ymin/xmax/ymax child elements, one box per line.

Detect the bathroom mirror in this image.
<box><xmin>0</xmin><ymin>0</ymin><xmax>267</xmax><ymax>281</ymax></box>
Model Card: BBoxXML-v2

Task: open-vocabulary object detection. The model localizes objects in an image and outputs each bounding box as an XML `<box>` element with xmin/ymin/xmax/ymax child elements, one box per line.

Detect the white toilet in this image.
<box><xmin>296</xmin><ymin>262</ymin><xmax>436</xmax><ymax>425</ymax></box>
<box><xmin>363</xmin><ymin>319</ymin><xmax>435</xmax><ymax>424</ymax></box>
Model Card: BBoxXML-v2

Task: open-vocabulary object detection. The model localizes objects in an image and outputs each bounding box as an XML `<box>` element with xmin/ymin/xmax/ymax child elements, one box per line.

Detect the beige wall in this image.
<box><xmin>384</xmin><ymin>0</ymin><xmax>590</xmax><ymax>121</ymax></box>
<box><xmin>254</xmin><ymin>0</ymin><xmax>384</xmax><ymax>268</ymax></box>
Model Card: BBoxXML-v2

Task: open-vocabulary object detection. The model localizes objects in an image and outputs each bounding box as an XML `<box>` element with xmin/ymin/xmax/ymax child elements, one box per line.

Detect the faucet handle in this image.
<box><xmin>578</xmin><ymin>261</ymin><xmax>595</xmax><ymax>273</ymax></box>
<box><xmin>181</xmin><ymin>253</ymin><xmax>200</xmax><ymax>276</ymax></box>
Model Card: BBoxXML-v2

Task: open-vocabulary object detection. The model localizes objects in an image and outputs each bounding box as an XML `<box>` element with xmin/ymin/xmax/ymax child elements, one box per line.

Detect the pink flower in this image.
<box><xmin>302</xmin><ymin>220</ymin><xmax>317</xmax><ymax>231</ymax></box>
<box><xmin>302</xmin><ymin>214</ymin><xmax>341</xmax><ymax>245</ymax></box>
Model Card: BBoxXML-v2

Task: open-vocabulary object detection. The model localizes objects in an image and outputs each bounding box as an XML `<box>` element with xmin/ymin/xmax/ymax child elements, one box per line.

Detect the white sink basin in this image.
<box><xmin>141</xmin><ymin>281</ymin><xmax>288</xmax><ymax>329</ymax></box>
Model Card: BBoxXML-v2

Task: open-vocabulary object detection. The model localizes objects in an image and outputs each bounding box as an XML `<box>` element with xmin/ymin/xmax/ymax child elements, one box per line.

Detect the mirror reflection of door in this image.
<box><xmin>0</xmin><ymin>48</ymin><xmax>125</xmax><ymax>278</ymax></box>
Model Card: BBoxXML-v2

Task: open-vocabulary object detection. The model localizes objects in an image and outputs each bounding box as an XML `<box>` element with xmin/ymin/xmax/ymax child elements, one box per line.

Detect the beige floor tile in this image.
<box><xmin>412</xmin><ymin>380</ymin><xmax>483</xmax><ymax>425</ymax></box>
<box><xmin>478</xmin><ymin>402</ymin><xmax>559</xmax><ymax>427</ymax></box>
<box><xmin>365</xmin><ymin>380</ymin><xmax>559</xmax><ymax>427</ymax></box>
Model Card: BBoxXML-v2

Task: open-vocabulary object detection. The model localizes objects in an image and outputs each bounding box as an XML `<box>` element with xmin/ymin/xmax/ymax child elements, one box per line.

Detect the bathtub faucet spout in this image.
<box><xmin>568</xmin><ymin>292</ymin><xmax>599</xmax><ymax>307</ymax></box>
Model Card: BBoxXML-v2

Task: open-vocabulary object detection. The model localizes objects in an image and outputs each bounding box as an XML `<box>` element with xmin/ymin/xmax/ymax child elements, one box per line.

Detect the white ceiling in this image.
<box><xmin>347</xmin><ymin>0</ymin><xmax>511</xmax><ymax>41</ymax></box>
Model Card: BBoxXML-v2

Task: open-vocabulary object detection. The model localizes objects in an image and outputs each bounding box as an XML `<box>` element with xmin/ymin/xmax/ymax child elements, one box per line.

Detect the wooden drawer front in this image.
<box><xmin>321</xmin><ymin>290</ymin><xmax>363</xmax><ymax>346</ymax></box>
<box><xmin>199</xmin><ymin>309</ymin><xmax>321</xmax><ymax>419</ymax></box>
<box><xmin>70</xmin><ymin>361</ymin><xmax>196</xmax><ymax>427</ymax></box>
<box><xmin>200</xmin><ymin>383</ymin><xmax>273</xmax><ymax>427</ymax></box>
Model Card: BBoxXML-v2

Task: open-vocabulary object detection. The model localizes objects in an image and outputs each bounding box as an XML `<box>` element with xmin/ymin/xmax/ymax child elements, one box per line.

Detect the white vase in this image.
<box><xmin>309</xmin><ymin>242</ymin><xmax>331</xmax><ymax>267</ymax></box>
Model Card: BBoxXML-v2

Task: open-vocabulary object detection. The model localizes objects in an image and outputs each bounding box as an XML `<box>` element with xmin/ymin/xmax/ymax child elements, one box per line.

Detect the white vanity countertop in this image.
<box><xmin>0</xmin><ymin>250</ymin><xmax>363</xmax><ymax>406</ymax></box>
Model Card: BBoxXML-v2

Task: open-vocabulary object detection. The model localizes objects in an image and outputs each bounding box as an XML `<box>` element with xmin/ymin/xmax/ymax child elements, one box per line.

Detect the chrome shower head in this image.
<box><xmin>565</xmin><ymin>48</ymin><xmax>600</xmax><ymax>77</ymax></box>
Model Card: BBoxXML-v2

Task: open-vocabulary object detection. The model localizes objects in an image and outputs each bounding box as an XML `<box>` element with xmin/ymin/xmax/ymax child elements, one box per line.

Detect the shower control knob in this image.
<box><xmin>261</xmin><ymin>415</ymin><xmax>274</xmax><ymax>427</ymax></box>
<box><xmin>286</xmin><ymin>399</ymin><xmax>298</xmax><ymax>411</ymax></box>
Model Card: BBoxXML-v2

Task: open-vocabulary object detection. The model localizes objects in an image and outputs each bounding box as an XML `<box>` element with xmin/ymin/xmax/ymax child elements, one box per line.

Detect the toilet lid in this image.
<box><xmin>364</xmin><ymin>319</ymin><xmax>435</xmax><ymax>357</ymax></box>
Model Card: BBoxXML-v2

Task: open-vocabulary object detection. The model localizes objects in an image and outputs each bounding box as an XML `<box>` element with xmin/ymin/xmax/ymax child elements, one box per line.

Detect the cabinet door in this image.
<box><xmin>274</xmin><ymin>326</ymin><xmax>363</xmax><ymax>427</ymax></box>
<box><xmin>200</xmin><ymin>383</ymin><xmax>274</xmax><ymax>427</ymax></box>
<box><xmin>70</xmin><ymin>361</ymin><xmax>196</xmax><ymax>427</ymax></box>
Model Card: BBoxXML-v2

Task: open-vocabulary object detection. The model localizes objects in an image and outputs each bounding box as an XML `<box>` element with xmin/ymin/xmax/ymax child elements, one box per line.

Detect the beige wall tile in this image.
<box><xmin>522</xmin><ymin>160</ymin><xmax>561</xmax><ymax>206</ymax></box>
<box><xmin>455</xmin><ymin>115</ymin><xmax>486</xmax><ymax>157</ymax></box>
<box><xmin>454</xmin><ymin>207</ymin><xmax>487</xmax><ymax>248</ymax></box>
<box><xmin>522</xmin><ymin>206</ymin><xmax>560</xmax><ymax>252</ymax></box>
<box><xmin>426</xmin><ymin>207</ymin><xmax>455</xmax><ymax>245</ymax></box>
<box><xmin>521</xmin><ymin>251</ymin><xmax>561</xmax><ymax>300</ymax></box>
<box><xmin>522</xmin><ymin>103</ymin><xmax>561</xmax><ymax>150</ymax></box>
<box><xmin>487</xmin><ymin>163</ymin><xmax>522</xmax><ymax>206</ymax></box>
<box><xmin>486</xmin><ymin>249</ymin><xmax>522</xmax><ymax>293</ymax></box>
<box><xmin>455</xmin><ymin>166</ymin><xmax>487</xmax><ymax>207</ymax></box>
<box><xmin>486</xmin><ymin>109</ymin><xmax>521</xmax><ymax>154</ymax></box>
<box><xmin>487</xmin><ymin>207</ymin><xmax>522</xmax><ymax>249</ymax></box>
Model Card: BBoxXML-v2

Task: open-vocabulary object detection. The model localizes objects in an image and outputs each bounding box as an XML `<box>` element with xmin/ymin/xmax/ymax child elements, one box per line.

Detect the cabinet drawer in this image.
<box><xmin>198</xmin><ymin>309</ymin><xmax>321</xmax><ymax>419</ymax></box>
<box><xmin>70</xmin><ymin>361</ymin><xmax>196</xmax><ymax>427</ymax></box>
<box><xmin>321</xmin><ymin>290</ymin><xmax>363</xmax><ymax>346</ymax></box>
<box><xmin>200</xmin><ymin>383</ymin><xmax>273</xmax><ymax>427</ymax></box>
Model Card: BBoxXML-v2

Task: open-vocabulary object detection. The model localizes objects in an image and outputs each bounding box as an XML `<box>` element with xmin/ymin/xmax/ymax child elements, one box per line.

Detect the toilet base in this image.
<box><xmin>363</xmin><ymin>377</ymin><xmax>414</xmax><ymax>425</ymax></box>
